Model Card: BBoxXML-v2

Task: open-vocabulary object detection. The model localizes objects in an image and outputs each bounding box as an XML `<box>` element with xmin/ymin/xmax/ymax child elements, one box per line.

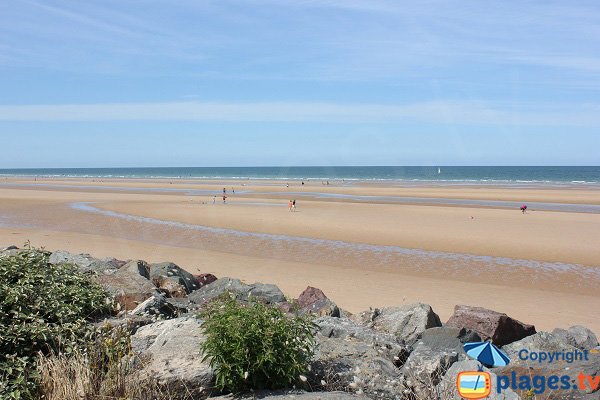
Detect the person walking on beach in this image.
<box><xmin>213</xmin><ymin>195</ymin><xmax>216</xmax><ymax>204</ymax></box>
<box><xmin>292</xmin><ymin>199</ymin><xmax>296</xmax><ymax>212</ymax></box>
<box><xmin>288</xmin><ymin>200</ymin><xmax>293</xmax><ymax>212</ymax></box>
<box><xmin>223</xmin><ymin>195</ymin><xmax>227</xmax><ymax>204</ymax></box>
<box><xmin>520</xmin><ymin>204</ymin><xmax>527</xmax><ymax>213</ymax></box>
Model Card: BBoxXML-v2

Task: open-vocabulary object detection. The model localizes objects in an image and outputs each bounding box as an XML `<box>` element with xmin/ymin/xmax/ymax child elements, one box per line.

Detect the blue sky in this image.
<box><xmin>0</xmin><ymin>0</ymin><xmax>599</xmax><ymax>167</ymax></box>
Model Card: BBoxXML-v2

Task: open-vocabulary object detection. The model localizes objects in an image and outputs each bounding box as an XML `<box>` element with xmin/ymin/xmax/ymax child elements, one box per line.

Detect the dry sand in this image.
<box><xmin>0</xmin><ymin>178</ymin><xmax>599</xmax><ymax>334</ymax></box>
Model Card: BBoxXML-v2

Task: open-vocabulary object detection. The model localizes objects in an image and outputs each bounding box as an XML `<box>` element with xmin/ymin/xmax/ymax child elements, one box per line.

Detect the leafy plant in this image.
<box><xmin>199</xmin><ymin>294</ymin><xmax>316</xmax><ymax>393</ymax></box>
<box><xmin>0</xmin><ymin>248</ymin><xmax>113</xmax><ymax>399</ymax></box>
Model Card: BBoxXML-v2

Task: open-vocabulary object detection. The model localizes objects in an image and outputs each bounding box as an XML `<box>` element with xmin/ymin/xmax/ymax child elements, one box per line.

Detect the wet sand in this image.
<box><xmin>0</xmin><ymin>177</ymin><xmax>599</xmax><ymax>333</ymax></box>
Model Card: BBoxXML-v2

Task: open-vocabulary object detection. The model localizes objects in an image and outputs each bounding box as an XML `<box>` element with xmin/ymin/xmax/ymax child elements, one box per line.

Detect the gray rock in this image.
<box><xmin>552</xmin><ymin>326</ymin><xmax>599</xmax><ymax>351</ymax></box>
<box><xmin>131</xmin><ymin>316</ymin><xmax>214</xmax><ymax>398</ymax></box>
<box><xmin>95</xmin><ymin>259</ymin><xmax>158</xmax><ymax>310</ymax></box>
<box><xmin>311</xmin><ymin>317</ymin><xmax>408</xmax><ymax>398</ymax></box>
<box><xmin>311</xmin><ymin>336</ymin><xmax>404</xmax><ymax>398</ymax></box>
<box><xmin>188</xmin><ymin>277</ymin><xmax>285</xmax><ymax>305</ymax></box>
<box><xmin>502</xmin><ymin>331</ymin><xmax>580</xmax><ymax>365</ymax></box>
<box><xmin>211</xmin><ymin>390</ymin><xmax>369</xmax><ymax>400</ymax></box>
<box><xmin>249</xmin><ymin>282</ymin><xmax>286</xmax><ymax>304</ymax></box>
<box><xmin>188</xmin><ymin>277</ymin><xmax>251</xmax><ymax>304</ymax></box>
<box><xmin>130</xmin><ymin>292</ymin><xmax>184</xmax><ymax>318</ymax></box>
<box><xmin>354</xmin><ymin>303</ymin><xmax>442</xmax><ymax>345</ymax></box>
<box><xmin>316</xmin><ymin>317</ymin><xmax>409</xmax><ymax>365</ymax></box>
<box><xmin>400</xmin><ymin>332</ymin><xmax>464</xmax><ymax>398</ymax></box>
<box><xmin>93</xmin><ymin>315</ymin><xmax>155</xmax><ymax>335</ymax></box>
<box><xmin>49</xmin><ymin>249</ymin><xmax>125</xmax><ymax>274</ymax></box>
<box><xmin>419</xmin><ymin>326</ymin><xmax>479</xmax><ymax>352</ymax></box>
<box><xmin>438</xmin><ymin>360</ymin><xmax>521</xmax><ymax>399</ymax></box>
<box><xmin>148</xmin><ymin>262</ymin><xmax>200</xmax><ymax>296</ymax></box>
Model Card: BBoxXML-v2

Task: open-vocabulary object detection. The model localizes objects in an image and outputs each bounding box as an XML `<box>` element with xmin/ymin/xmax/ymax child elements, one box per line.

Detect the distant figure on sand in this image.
<box><xmin>223</xmin><ymin>195</ymin><xmax>227</xmax><ymax>204</ymax></box>
<box><xmin>520</xmin><ymin>204</ymin><xmax>527</xmax><ymax>213</ymax></box>
<box><xmin>288</xmin><ymin>200</ymin><xmax>293</xmax><ymax>212</ymax></box>
<box><xmin>223</xmin><ymin>187</ymin><xmax>226</xmax><ymax>195</ymax></box>
<box><xmin>292</xmin><ymin>199</ymin><xmax>296</xmax><ymax>211</ymax></box>
<box><xmin>213</xmin><ymin>196</ymin><xmax>216</xmax><ymax>204</ymax></box>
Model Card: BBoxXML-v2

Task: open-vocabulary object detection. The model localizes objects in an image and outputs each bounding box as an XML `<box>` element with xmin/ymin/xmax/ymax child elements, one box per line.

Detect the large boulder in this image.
<box><xmin>446</xmin><ymin>305</ymin><xmax>536</xmax><ymax>346</ymax></box>
<box><xmin>552</xmin><ymin>326</ymin><xmax>599</xmax><ymax>351</ymax></box>
<box><xmin>438</xmin><ymin>360</ymin><xmax>521</xmax><ymax>399</ymax></box>
<box><xmin>354</xmin><ymin>303</ymin><xmax>442</xmax><ymax>345</ymax></box>
<box><xmin>95</xmin><ymin>259</ymin><xmax>157</xmax><ymax>310</ymax></box>
<box><xmin>502</xmin><ymin>331</ymin><xmax>579</xmax><ymax>365</ymax></box>
<box><xmin>131</xmin><ymin>316</ymin><xmax>214</xmax><ymax>398</ymax></box>
<box><xmin>148</xmin><ymin>262</ymin><xmax>200</xmax><ymax>297</ymax></box>
<box><xmin>498</xmin><ymin>332</ymin><xmax>600</xmax><ymax>397</ymax></box>
<box><xmin>249</xmin><ymin>282</ymin><xmax>287</xmax><ymax>304</ymax></box>
<box><xmin>310</xmin><ymin>317</ymin><xmax>408</xmax><ymax>398</ymax></box>
<box><xmin>399</xmin><ymin>328</ymin><xmax>467</xmax><ymax>398</ymax></box>
<box><xmin>49</xmin><ymin>249</ymin><xmax>125</xmax><ymax>274</ymax></box>
<box><xmin>296</xmin><ymin>286</ymin><xmax>340</xmax><ymax>317</ymax></box>
<box><xmin>188</xmin><ymin>278</ymin><xmax>285</xmax><ymax>305</ymax></box>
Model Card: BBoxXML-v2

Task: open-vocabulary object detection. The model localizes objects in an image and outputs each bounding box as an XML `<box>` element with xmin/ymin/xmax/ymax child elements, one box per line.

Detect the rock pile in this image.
<box><xmin>3</xmin><ymin>245</ymin><xmax>598</xmax><ymax>400</ymax></box>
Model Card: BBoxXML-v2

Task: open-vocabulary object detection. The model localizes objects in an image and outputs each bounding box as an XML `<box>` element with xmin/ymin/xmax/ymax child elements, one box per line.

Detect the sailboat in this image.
<box><xmin>438</xmin><ymin>167</ymin><xmax>441</xmax><ymax>174</ymax></box>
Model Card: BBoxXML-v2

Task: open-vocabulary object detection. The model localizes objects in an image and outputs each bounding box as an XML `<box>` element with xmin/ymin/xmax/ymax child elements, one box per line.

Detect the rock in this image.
<box><xmin>121</xmin><ymin>259</ymin><xmax>150</xmax><ymax>278</ymax></box>
<box><xmin>311</xmin><ymin>336</ymin><xmax>404</xmax><ymax>398</ymax></box>
<box><xmin>296</xmin><ymin>286</ymin><xmax>340</xmax><ymax>317</ymax></box>
<box><xmin>400</xmin><ymin>328</ymin><xmax>465</xmax><ymax>398</ymax></box>
<box><xmin>188</xmin><ymin>277</ymin><xmax>251</xmax><ymax>304</ymax></box>
<box><xmin>446</xmin><ymin>305</ymin><xmax>536</xmax><ymax>346</ymax></box>
<box><xmin>316</xmin><ymin>317</ymin><xmax>408</xmax><ymax>365</ymax></box>
<box><xmin>93</xmin><ymin>315</ymin><xmax>155</xmax><ymax>335</ymax></box>
<box><xmin>188</xmin><ymin>278</ymin><xmax>285</xmax><ymax>305</ymax></box>
<box><xmin>420</xmin><ymin>326</ymin><xmax>481</xmax><ymax>348</ymax></box>
<box><xmin>438</xmin><ymin>360</ymin><xmax>521</xmax><ymax>399</ymax></box>
<box><xmin>95</xmin><ymin>259</ymin><xmax>157</xmax><ymax>310</ymax></box>
<box><xmin>148</xmin><ymin>262</ymin><xmax>200</xmax><ymax>295</ymax></box>
<box><xmin>131</xmin><ymin>316</ymin><xmax>214</xmax><ymax>398</ymax></box>
<box><xmin>211</xmin><ymin>390</ymin><xmax>369</xmax><ymax>400</ymax></box>
<box><xmin>311</xmin><ymin>317</ymin><xmax>408</xmax><ymax>398</ymax></box>
<box><xmin>152</xmin><ymin>275</ymin><xmax>188</xmax><ymax>298</ymax></box>
<box><xmin>497</xmin><ymin>332</ymin><xmax>600</xmax><ymax>397</ymax></box>
<box><xmin>502</xmin><ymin>331</ymin><xmax>580</xmax><ymax>365</ymax></box>
<box><xmin>130</xmin><ymin>292</ymin><xmax>184</xmax><ymax>319</ymax></box>
<box><xmin>49</xmin><ymin>249</ymin><xmax>125</xmax><ymax>274</ymax></box>
<box><xmin>249</xmin><ymin>282</ymin><xmax>286</xmax><ymax>304</ymax></box>
<box><xmin>0</xmin><ymin>245</ymin><xmax>18</xmax><ymax>252</ymax></box>
<box><xmin>552</xmin><ymin>326</ymin><xmax>599</xmax><ymax>351</ymax></box>
<box><xmin>354</xmin><ymin>303</ymin><xmax>442</xmax><ymax>345</ymax></box>
<box><xmin>194</xmin><ymin>273</ymin><xmax>218</xmax><ymax>288</ymax></box>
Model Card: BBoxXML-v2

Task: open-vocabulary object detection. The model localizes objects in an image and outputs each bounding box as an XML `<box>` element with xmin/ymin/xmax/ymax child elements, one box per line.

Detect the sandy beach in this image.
<box><xmin>1</xmin><ymin>177</ymin><xmax>599</xmax><ymax>334</ymax></box>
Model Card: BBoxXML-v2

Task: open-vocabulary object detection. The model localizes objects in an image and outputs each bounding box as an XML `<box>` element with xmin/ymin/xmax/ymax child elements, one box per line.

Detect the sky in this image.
<box><xmin>0</xmin><ymin>0</ymin><xmax>599</xmax><ymax>167</ymax></box>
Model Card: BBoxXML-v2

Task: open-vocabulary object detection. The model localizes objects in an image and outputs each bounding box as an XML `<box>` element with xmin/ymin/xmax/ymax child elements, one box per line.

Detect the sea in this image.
<box><xmin>0</xmin><ymin>166</ymin><xmax>599</xmax><ymax>186</ymax></box>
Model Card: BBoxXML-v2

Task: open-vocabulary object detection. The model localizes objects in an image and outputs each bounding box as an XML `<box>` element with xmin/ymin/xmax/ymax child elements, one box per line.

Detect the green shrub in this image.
<box><xmin>0</xmin><ymin>248</ymin><xmax>113</xmax><ymax>399</ymax></box>
<box><xmin>199</xmin><ymin>294</ymin><xmax>316</xmax><ymax>393</ymax></box>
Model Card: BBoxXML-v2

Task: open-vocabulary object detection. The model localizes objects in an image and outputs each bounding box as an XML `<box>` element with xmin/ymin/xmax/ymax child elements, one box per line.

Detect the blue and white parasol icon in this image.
<box><xmin>463</xmin><ymin>341</ymin><xmax>511</xmax><ymax>368</ymax></box>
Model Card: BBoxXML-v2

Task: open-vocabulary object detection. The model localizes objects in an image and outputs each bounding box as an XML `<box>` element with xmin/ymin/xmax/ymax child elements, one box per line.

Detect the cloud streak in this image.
<box><xmin>0</xmin><ymin>100</ymin><xmax>598</xmax><ymax>126</ymax></box>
